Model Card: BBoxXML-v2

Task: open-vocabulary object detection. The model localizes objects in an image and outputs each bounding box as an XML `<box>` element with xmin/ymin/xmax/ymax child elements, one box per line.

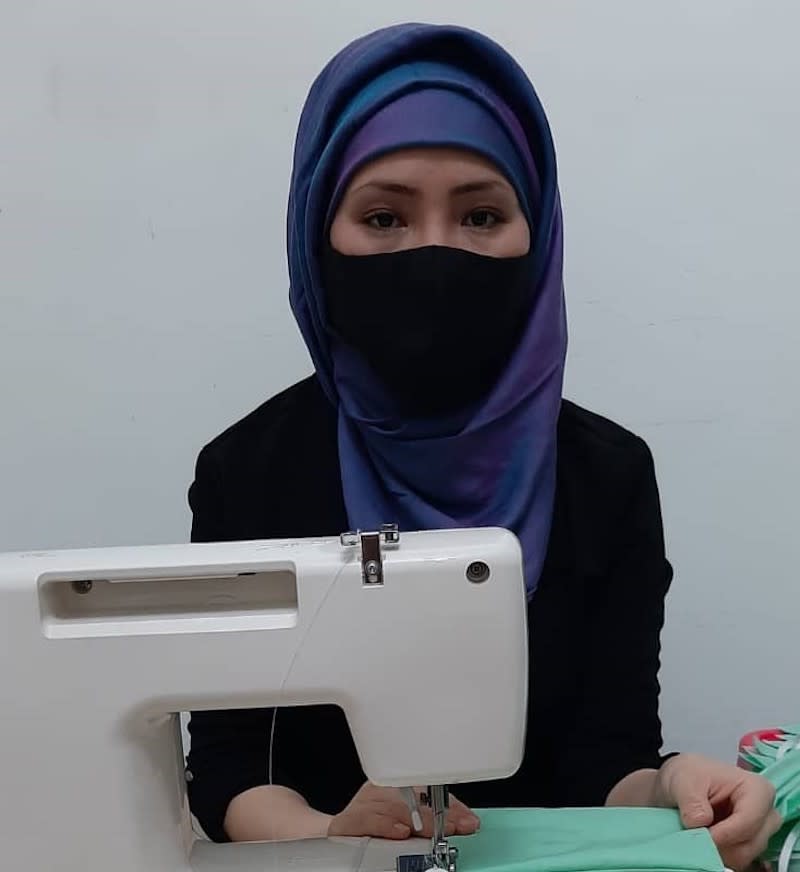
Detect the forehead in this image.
<box><xmin>343</xmin><ymin>147</ymin><xmax>509</xmax><ymax>190</ymax></box>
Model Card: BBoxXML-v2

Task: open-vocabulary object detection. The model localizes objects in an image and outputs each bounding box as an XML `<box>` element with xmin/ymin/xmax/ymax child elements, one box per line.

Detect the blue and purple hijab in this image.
<box><xmin>287</xmin><ymin>23</ymin><xmax>567</xmax><ymax>597</ymax></box>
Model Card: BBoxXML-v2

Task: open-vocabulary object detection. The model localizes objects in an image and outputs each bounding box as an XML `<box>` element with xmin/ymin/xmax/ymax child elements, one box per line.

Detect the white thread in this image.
<box><xmin>776</xmin><ymin>735</ymin><xmax>800</xmax><ymax>762</ymax></box>
<box><xmin>268</xmin><ymin>707</ymin><xmax>278</xmax><ymax>785</ymax></box>
<box><xmin>777</xmin><ymin>820</ymin><xmax>800</xmax><ymax>872</ymax></box>
<box><xmin>268</xmin><ymin>558</ymin><xmax>350</xmax><ymax>786</ymax></box>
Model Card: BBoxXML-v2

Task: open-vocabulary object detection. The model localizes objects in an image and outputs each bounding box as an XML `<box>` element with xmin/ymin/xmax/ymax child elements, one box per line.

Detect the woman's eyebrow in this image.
<box><xmin>350</xmin><ymin>181</ymin><xmax>417</xmax><ymax>196</ymax></box>
<box><xmin>349</xmin><ymin>178</ymin><xmax>511</xmax><ymax>197</ymax></box>
<box><xmin>450</xmin><ymin>179</ymin><xmax>510</xmax><ymax>195</ymax></box>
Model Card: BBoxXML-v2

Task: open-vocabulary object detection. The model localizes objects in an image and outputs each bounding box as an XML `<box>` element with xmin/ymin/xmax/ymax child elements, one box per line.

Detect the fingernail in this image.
<box><xmin>393</xmin><ymin>822</ymin><xmax>410</xmax><ymax>836</ymax></box>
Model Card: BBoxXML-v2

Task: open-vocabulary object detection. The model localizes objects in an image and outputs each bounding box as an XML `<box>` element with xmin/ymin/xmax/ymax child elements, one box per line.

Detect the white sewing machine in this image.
<box><xmin>0</xmin><ymin>525</ymin><xmax>528</xmax><ymax>872</ymax></box>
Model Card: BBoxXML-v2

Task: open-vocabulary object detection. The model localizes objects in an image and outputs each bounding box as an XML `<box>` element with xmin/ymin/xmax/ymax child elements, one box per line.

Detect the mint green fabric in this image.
<box><xmin>450</xmin><ymin>808</ymin><xmax>723</xmax><ymax>872</ymax></box>
<box><xmin>766</xmin><ymin>753</ymin><xmax>800</xmax><ymax>821</ymax></box>
<box><xmin>740</xmin><ymin>726</ymin><xmax>800</xmax><ymax>774</ymax></box>
<box><xmin>764</xmin><ymin>820</ymin><xmax>799</xmax><ymax>863</ymax></box>
<box><xmin>739</xmin><ymin>724</ymin><xmax>800</xmax><ymax>868</ymax></box>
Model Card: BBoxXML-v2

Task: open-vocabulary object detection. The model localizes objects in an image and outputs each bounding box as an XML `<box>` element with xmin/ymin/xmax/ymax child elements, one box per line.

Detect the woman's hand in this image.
<box><xmin>654</xmin><ymin>754</ymin><xmax>781</xmax><ymax>870</ymax></box>
<box><xmin>328</xmin><ymin>782</ymin><xmax>480</xmax><ymax>840</ymax></box>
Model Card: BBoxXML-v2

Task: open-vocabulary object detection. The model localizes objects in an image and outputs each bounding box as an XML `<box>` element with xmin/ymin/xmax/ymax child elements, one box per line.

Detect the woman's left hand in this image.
<box><xmin>654</xmin><ymin>753</ymin><xmax>781</xmax><ymax>870</ymax></box>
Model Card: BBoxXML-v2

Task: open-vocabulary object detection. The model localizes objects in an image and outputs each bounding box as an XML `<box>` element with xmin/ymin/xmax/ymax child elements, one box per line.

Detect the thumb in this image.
<box><xmin>662</xmin><ymin>764</ymin><xmax>715</xmax><ymax>830</ymax></box>
<box><xmin>659</xmin><ymin>758</ymin><xmax>715</xmax><ymax>830</ymax></box>
<box><xmin>675</xmin><ymin>784</ymin><xmax>715</xmax><ymax>829</ymax></box>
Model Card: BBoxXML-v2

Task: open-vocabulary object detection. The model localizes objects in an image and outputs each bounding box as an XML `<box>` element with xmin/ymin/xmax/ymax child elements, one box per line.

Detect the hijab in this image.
<box><xmin>287</xmin><ymin>23</ymin><xmax>566</xmax><ymax>597</ymax></box>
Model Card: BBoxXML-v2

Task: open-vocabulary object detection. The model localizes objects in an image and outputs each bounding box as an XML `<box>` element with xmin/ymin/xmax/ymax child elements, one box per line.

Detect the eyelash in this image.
<box><xmin>363</xmin><ymin>208</ymin><xmax>507</xmax><ymax>231</ymax></box>
<box><xmin>464</xmin><ymin>209</ymin><xmax>505</xmax><ymax>229</ymax></box>
<box><xmin>364</xmin><ymin>210</ymin><xmax>402</xmax><ymax>230</ymax></box>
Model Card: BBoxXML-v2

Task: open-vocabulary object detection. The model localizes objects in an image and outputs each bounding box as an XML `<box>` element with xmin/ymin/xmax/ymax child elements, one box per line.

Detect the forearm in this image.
<box><xmin>605</xmin><ymin>768</ymin><xmax>660</xmax><ymax>807</ymax></box>
<box><xmin>223</xmin><ymin>785</ymin><xmax>332</xmax><ymax>842</ymax></box>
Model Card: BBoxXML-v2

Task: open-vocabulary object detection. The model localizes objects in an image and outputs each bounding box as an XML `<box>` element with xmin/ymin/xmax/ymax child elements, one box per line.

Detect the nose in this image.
<box><xmin>414</xmin><ymin>216</ymin><xmax>458</xmax><ymax>248</ymax></box>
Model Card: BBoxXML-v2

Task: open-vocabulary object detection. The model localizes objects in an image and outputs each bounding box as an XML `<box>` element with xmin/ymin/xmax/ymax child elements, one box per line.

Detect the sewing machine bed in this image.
<box><xmin>190</xmin><ymin>807</ymin><xmax>727</xmax><ymax>872</ymax></box>
<box><xmin>191</xmin><ymin>835</ymin><xmax>424</xmax><ymax>871</ymax></box>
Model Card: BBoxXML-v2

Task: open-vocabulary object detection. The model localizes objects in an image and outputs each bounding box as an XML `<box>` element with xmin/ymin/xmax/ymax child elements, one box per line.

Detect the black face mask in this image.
<box><xmin>322</xmin><ymin>244</ymin><xmax>533</xmax><ymax>416</ymax></box>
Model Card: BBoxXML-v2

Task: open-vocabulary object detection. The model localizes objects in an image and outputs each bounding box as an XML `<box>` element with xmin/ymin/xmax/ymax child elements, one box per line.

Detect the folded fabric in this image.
<box><xmin>738</xmin><ymin>725</ymin><xmax>800</xmax><ymax>872</ymax></box>
<box><xmin>763</xmin><ymin>820</ymin><xmax>800</xmax><ymax>872</ymax></box>
<box><xmin>450</xmin><ymin>807</ymin><xmax>723</xmax><ymax>872</ymax></box>
<box><xmin>739</xmin><ymin>726</ymin><xmax>800</xmax><ymax>774</ymax></box>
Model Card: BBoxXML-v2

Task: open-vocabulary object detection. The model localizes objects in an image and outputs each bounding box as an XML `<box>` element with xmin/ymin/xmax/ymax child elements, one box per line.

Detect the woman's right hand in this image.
<box><xmin>328</xmin><ymin>783</ymin><xmax>480</xmax><ymax>840</ymax></box>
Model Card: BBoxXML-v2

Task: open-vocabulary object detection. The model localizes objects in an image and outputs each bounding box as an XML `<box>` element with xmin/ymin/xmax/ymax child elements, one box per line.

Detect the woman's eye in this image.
<box><xmin>366</xmin><ymin>211</ymin><xmax>400</xmax><ymax>230</ymax></box>
<box><xmin>464</xmin><ymin>209</ymin><xmax>500</xmax><ymax>228</ymax></box>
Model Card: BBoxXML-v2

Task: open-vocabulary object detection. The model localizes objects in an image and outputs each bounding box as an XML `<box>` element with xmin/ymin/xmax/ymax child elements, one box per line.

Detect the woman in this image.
<box><xmin>186</xmin><ymin>22</ymin><xmax>779</xmax><ymax>869</ymax></box>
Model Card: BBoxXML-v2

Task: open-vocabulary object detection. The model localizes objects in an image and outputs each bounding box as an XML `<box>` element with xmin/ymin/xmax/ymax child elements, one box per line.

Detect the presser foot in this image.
<box><xmin>430</xmin><ymin>839</ymin><xmax>458</xmax><ymax>872</ymax></box>
<box><xmin>395</xmin><ymin>785</ymin><xmax>458</xmax><ymax>872</ymax></box>
<box><xmin>395</xmin><ymin>845</ymin><xmax>458</xmax><ymax>872</ymax></box>
<box><xmin>431</xmin><ymin>841</ymin><xmax>458</xmax><ymax>872</ymax></box>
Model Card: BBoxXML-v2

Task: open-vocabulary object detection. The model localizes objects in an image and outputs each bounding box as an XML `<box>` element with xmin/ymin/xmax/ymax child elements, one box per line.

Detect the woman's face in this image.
<box><xmin>329</xmin><ymin>147</ymin><xmax>530</xmax><ymax>257</ymax></box>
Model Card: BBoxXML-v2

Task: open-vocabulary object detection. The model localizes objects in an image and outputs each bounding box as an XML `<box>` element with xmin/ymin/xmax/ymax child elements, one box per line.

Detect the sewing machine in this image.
<box><xmin>0</xmin><ymin>525</ymin><xmax>528</xmax><ymax>871</ymax></box>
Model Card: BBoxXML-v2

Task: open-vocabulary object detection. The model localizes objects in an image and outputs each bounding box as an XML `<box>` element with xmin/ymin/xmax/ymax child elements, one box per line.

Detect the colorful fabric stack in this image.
<box><xmin>738</xmin><ymin>726</ymin><xmax>800</xmax><ymax>872</ymax></box>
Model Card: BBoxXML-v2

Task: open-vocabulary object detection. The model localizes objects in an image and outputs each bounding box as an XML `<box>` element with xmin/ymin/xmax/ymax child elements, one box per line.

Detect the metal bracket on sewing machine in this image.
<box><xmin>396</xmin><ymin>785</ymin><xmax>458</xmax><ymax>872</ymax></box>
<box><xmin>423</xmin><ymin>785</ymin><xmax>459</xmax><ymax>872</ymax></box>
<box><xmin>339</xmin><ymin>525</ymin><xmax>457</xmax><ymax>870</ymax></box>
<box><xmin>339</xmin><ymin>524</ymin><xmax>400</xmax><ymax>586</ymax></box>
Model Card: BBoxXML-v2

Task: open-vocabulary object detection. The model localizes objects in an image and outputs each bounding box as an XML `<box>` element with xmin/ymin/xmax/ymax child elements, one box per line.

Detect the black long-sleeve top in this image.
<box><xmin>185</xmin><ymin>376</ymin><xmax>673</xmax><ymax>842</ymax></box>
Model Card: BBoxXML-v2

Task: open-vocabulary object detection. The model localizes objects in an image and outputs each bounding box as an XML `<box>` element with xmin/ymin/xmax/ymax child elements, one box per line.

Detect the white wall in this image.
<box><xmin>2</xmin><ymin>1</ymin><xmax>799</xmax><ymax>763</ymax></box>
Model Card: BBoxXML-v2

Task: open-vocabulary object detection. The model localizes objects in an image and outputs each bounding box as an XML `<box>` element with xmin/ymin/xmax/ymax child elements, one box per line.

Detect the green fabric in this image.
<box><xmin>764</xmin><ymin>820</ymin><xmax>799</xmax><ymax>862</ymax></box>
<box><xmin>739</xmin><ymin>724</ymin><xmax>800</xmax><ymax>864</ymax></box>
<box><xmin>766</xmin><ymin>753</ymin><xmax>800</xmax><ymax>821</ymax></box>
<box><xmin>739</xmin><ymin>726</ymin><xmax>800</xmax><ymax>773</ymax></box>
<box><xmin>450</xmin><ymin>808</ymin><xmax>723</xmax><ymax>872</ymax></box>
